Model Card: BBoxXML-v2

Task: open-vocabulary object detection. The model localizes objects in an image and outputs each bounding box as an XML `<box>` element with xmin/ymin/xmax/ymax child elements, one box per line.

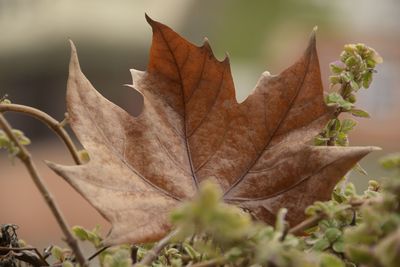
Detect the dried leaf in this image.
<box><xmin>48</xmin><ymin>16</ymin><xmax>377</xmax><ymax>245</ymax></box>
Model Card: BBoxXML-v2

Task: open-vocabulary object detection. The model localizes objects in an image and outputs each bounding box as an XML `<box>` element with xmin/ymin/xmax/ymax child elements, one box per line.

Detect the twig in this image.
<box><xmin>288</xmin><ymin>213</ymin><xmax>324</xmax><ymax>235</ymax></box>
<box><xmin>289</xmin><ymin>199</ymin><xmax>368</xmax><ymax>235</ymax></box>
<box><xmin>87</xmin><ymin>246</ymin><xmax>109</xmax><ymax>261</ymax></box>
<box><xmin>134</xmin><ymin>229</ymin><xmax>179</xmax><ymax>266</ymax></box>
<box><xmin>0</xmin><ymin>246</ymin><xmax>49</xmax><ymax>266</ymax></box>
<box><xmin>0</xmin><ymin>247</ymin><xmax>37</xmax><ymax>252</ymax></box>
<box><xmin>0</xmin><ymin>103</ymin><xmax>82</xmax><ymax>165</ymax></box>
<box><xmin>0</xmin><ymin>114</ymin><xmax>87</xmax><ymax>267</ymax></box>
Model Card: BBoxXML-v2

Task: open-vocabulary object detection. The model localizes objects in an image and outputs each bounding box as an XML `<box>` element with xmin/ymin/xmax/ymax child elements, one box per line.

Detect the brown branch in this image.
<box><xmin>134</xmin><ymin>229</ymin><xmax>179</xmax><ymax>267</ymax></box>
<box><xmin>88</xmin><ymin>246</ymin><xmax>109</xmax><ymax>261</ymax></box>
<box><xmin>0</xmin><ymin>103</ymin><xmax>82</xmax><ymax>165</ymax></box>
<box><xmin>0</xmin><ymin>246</ymin><xmax>49</xmax><ymax>266</ymax></box>
<box><xmin>0</xmin><ymin>114</ymin><xmax>87</xmax><ymax>267</ymax></box>
<box><xmin>288</xmin><ymin>213</ymin><xmax>325</xmax><ymax>235</ymax></box>
<box><xmin>0</xmin><ymin>247</ymin><xmax>38</xmax><ymax>252</ymax></box>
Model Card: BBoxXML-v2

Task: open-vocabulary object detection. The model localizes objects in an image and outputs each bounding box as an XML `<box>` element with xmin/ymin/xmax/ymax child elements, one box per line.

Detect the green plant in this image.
<box><xmin>315</xmin><ymin>43</ymin><xmax>382</xmax><ymax>147</ymax></box>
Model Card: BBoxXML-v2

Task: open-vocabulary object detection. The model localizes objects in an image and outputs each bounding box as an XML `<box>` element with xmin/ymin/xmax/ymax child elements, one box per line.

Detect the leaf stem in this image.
<box><xmin>288</xmin><ymin>213</ymin><xmax>324</xmax><ymax>235</ymax></box>
<box><xmin>0</xmin><ymin>103</ymin><xmax>82</xmax><ymax>165</ymax></box>
<box><xmin>134</xmin><ymin>229</ymin><xmax>179</xmax><ymax>267</ymax></box>
<box><xmin>0</xmin><ymin>114</ymin><xmax>87</xmax><ymax>267</ymax></box>
<box><xmin>87</xmin><ymin>246</ymin><xmax>109</xmax><ymax>261</ymax></box>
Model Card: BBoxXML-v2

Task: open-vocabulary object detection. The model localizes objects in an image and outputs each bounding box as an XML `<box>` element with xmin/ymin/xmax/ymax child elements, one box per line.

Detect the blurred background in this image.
<box><xmin>1</xmin><ymin>0</ymin><xmax>399</xmax><ymax>250</ymax></box>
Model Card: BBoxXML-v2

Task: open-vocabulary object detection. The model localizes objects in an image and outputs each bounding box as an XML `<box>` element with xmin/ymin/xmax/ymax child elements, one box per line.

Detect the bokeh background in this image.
<box><xmin>1</xmin><ymin>0</ymin><xmax>399</xmax><ymax>250</ymax></box>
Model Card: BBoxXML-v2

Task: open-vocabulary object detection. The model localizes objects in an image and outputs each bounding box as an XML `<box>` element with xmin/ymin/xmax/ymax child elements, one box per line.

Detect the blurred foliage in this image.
<box><xmin>63</xmin><ymin>168</ymin><xmax>399</xmax><ymax>267</ymax></box>
<box><xmin>2</xmin><ymin>168</ymin><xmax>399</xmax><ymax>266</ymax></box>
<box><xmin>343</xmin><ymin>155</ymin><xmax>400</xmax><ymax>267</ymax></box>
<box><xmin>0</xmin><ymin>98</ymin><xmax>30</xmax><ymax>159</ymax></box>
<box><xmin>189</xmin><ymin>0</ymin><xmax>337</xmax><ymax>61</ymax></box>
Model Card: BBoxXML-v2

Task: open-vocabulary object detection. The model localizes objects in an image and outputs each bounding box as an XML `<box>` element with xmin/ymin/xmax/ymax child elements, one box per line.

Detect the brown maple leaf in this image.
<box><xmin>48</xmin><ymin>16</ymin><xmax>376</xmax><ymax>245</ymax></box>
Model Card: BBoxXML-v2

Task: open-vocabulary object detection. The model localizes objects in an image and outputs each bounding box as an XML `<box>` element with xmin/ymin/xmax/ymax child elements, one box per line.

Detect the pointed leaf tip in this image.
<box><xmin>68</xmin><ymin>39</ymin><xmax>77</xmax><ymax>56</ymax></box>
<box><xmin>223</xmin><ymin>52</ymin><xmax>231</xmax><ymax>64</ymax></box>
<box><xmin>369</xmin><ymin>146</ymin><xmax>382</xmax><ymax>152</ymax></box>
<box><xmin>45</xmin><ymin>160</ymin><xmax>62</xmax><ymax>175</ymax></box>
<box><xmin>338</xmin><ymin>146</ymin><xmax>381</xmax><ymax>159</ymax></box>
<box><xmin>306</xmin><ymin>27</ymin><xmax>317</xmax><ymax>53</ymax></box>
<box><xmin>68</xmin><ymin>40</ymin><xmax>81</xmax><ymax>72</ymax></box>
<box><xmin>145</xmin><ymin>13</ymin><xmax>156</xmax><ymax>26</ymax></box>
<box><xmin>202</xmin><ymin>37</ymin><xmax>212</xmax><ymax>51</ymax></box>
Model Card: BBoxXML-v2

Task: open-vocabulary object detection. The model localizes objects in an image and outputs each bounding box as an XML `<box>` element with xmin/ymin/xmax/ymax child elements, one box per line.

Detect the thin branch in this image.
<box><xmin>0</xmin><ymin>246</ymin><xmax>49</xmax><ymax>266</ymax></box>
<box><xmin>288</xmin><ymin>213</ymin><xmax>324</xmax><ymax>235</ymax></box>
<box><xmin>0</xmin><ymin>247</ymin><xmax>34</xmax><ymax>252</ymax></box>
<box><xmin>0</xmin><ymin>103</ymin><xmax>82</xmax><ymax>165</ymax></box>
<box><xmin>134</xmin><ymin>229</ymin><xmax>179</xmax><ymax>267</ymax></box>
<box><xmin>0</xmin><ymin>114</ymin><xmax>87</xmax><ymax>267</ymax></box>
<box><xmin>289</xmin><ymin>199</ymin><xmax>368</xmax><ymax>235</ymax></box>
<box><xmin>88</xmin><ymin>246</ymin><xmax>109</xmax><ymax>261</ymax></box>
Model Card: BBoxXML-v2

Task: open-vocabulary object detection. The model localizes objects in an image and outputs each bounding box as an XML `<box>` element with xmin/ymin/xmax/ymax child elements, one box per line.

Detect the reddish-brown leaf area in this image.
<box><xmin>48</xmin><ymin>16</ymin><xmax>376</xmax><ymax>245</ymax></box>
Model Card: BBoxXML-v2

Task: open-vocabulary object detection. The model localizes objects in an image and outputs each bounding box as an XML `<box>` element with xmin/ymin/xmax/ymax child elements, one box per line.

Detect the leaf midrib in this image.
<box><xmin>223</xmin><ymin>48</ymin><xmax>314</xmax><ymax>198</ymax></box>
<box><xmin>157</xmin><ymin>27</ymin><xmax>200</xmax><ymax>191</ymax></box>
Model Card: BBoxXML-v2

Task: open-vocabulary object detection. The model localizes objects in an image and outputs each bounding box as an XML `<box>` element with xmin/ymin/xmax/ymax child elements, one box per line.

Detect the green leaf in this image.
<box><xmin>325</xmin><ymin>93</ymin><xmax>353</xmax><ymax>111</ymax></box>
<box><xmin>329</xmin><ymin>75</ymin><xmax>341</xmax><ymax>85</ymax></box>
<box><xmin>332</xmin><ymin>190</ymin><xmax>346</xmax><ymax>203</ymax></box>
<box><xmin>345</xmin><ymin>245</ymin><xmax>375</xmax><ymax>264</ymax></box>
<box><xmin>341</xmin><ymin>71</ymin><xmax>354</xmax><ymax>83</ymax></box>
<box><xmin>78</xmin><ymin>149</ymin><xmax>90</xmax><ymax>163</ymax></box>
<box><xmin>325</xmin><ymin>92</ymin><xmax>342</xmax><ymax>104</ymax></box>
<box><xmin>314</xmin><ymin>135</ymin><xmax>329</xmax><ymax>146</ymax></box>
<box><xmin>347</xmin><ymin>93</ymin><xmax>356</xmax><ymax>103</ymax></box>
<box><xmin>379</xmin><ymin>153</ymin><xmax>400</xmax><ymax>170</ymax></box>
<box><xmin>335</xmin><ymin>132</ymin><xmax>348</xmax><ymax>146</ymax></box>
<box><xmin>320</xmin><ymin>254</ymin><xmax>345</xmax><ymax>267</ymax></box>
<box><xmin>349</xmin><ymin>80</ymin><xmax>359</xmax><ymax>91</ymax></box>
<box><xmin>325</xmin><ymin>228</ymin><xmax>341</xmax><ymax>243</ymax></box>
<box><xmin>340</xmin><ymin>119</ymin><xmax>357</xmax><ymax>134</ymax></box>
<box><xmin>51</xmin><ymin>245</ymin><xmax>64</xmax><ymax>261</ymax></box>
<box><xmin>345</xmin><ymin>56</ymin><xmax>358</xmax><ymax>67</ymax></box>
<box><xmin>350</xmin><ymin>108</ymin><xmax>370</xmax><ymax>118</ymax></box>
<box><xmin>0</xmin><ymin>95</ymin><xmax>11</xmax><ymax>104</ymax></box>
<box><xmin>332</xmin><ymin>238</ymin><xmax>345</xmax><ymax>253</ymax></box>
<box><xmin>72</xmin><ymin>226</ymin><xmax>89</xmax><ymax>241</ymax></box>
<box><xmin>312</xmin><ymin>238</ymin><xmax>330</xmax><ymax>251</ymax></box>
<box><xmin>362</xmin><ymin>71</ymin><xmax>373</xmax><ymax>88</ymax></box>
<box><xmin>62</xmin><ymin>261</ymin><xmax>74</xmax><ymax>267</ymax></box>
<box><xmin>329</xmin><ymin>61</ymin><xmax>345</xmax><ymax>74</ymax></box>
<box><xmin>374</xmin><ymin>229</ymin><xmax>400</xmax><ymax>267</ymax></box>
<box><xmin>183</xmin><ymin>243</ymin><xmax>200</xmax><ymax>260</ymax></box>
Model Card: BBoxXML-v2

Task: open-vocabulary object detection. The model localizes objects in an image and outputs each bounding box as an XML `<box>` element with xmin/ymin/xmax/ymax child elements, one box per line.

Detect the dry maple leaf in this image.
<box><xmin>48</xmin><ymin>15</ymin><xmax>377</xmax><ymax>245</ymax></box>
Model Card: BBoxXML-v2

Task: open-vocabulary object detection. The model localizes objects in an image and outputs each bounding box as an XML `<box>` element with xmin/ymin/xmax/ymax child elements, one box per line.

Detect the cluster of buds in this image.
<box><xmin>315</xmin><ymin>44</ymin><xmax>382</xmax><ymax>147</ymax></box>
<box><xmin>328</xmin><ymin>43</ymin><xmax>383</xmax><ymax>108</ymax></box>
